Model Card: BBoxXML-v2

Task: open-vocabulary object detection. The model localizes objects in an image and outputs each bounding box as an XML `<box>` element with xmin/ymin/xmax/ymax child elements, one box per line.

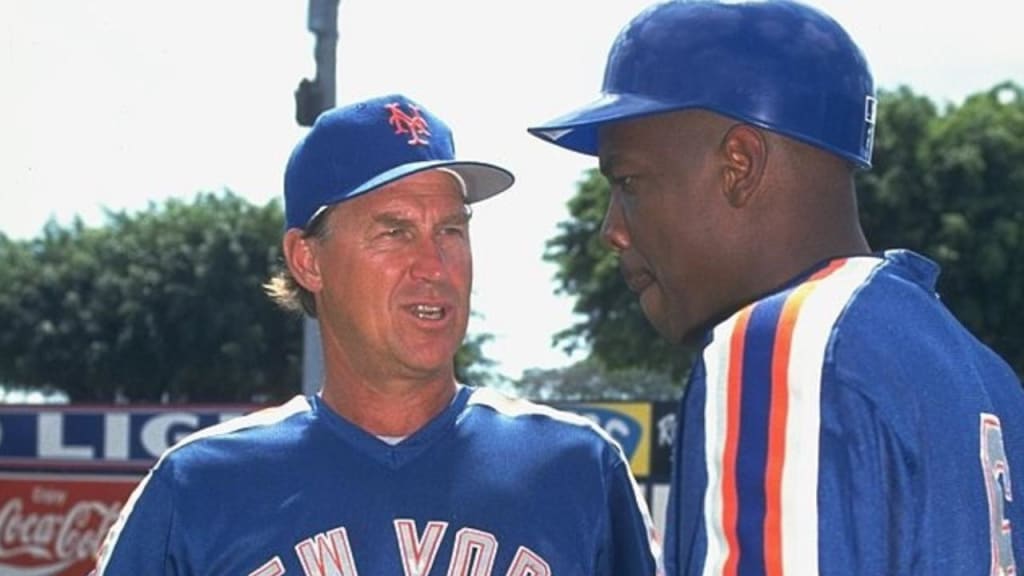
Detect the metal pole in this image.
<box><xmin>296</xmin><ymin>0</ymin><xmax>340</xmax><ymax>125</ymax></box>
<box><xmin>309</xmin><ymin>0</ymin><xmax>338</xmax><ymax>109</ymax></box>
<box><xmin>296</xmin><ymin>0</ymin><xmax>340</xmax><ymax>396</ymax></box>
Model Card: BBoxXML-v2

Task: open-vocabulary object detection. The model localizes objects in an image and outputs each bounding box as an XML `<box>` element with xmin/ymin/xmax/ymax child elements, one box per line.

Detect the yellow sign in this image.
<box><xmin>562</xmin><ymin>402</ymin><xmax>653</xmax><ymax>478</ymax></box>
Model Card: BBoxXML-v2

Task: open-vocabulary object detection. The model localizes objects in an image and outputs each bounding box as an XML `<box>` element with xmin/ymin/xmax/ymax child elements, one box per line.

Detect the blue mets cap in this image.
<box><xmin>284</xmin><ymin>93</ymin><xmax>516</xmax><ymax>230</ymax></box>
<box><xmin>528</xmin><ymin>1</ymin><xmax>876</xmax><ymax>168</ymax></box>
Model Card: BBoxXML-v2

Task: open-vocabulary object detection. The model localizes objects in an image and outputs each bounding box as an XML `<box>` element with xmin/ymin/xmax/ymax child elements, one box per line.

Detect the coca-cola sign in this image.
<box><xmin>0</xmin><ymin>474</ymin><xmax>138</xmax><ymax>576</ymax></box>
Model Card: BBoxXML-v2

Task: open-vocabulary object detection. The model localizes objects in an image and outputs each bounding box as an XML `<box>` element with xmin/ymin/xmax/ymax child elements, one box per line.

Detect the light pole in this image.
<box><xmin>295</xmin><ymin>0</ymin><xmax>340</xmax><ymax>396</ymax></box>
<box><xmin>296</xmin><ymin>0</ymin><xmax>340</xmax><ymax>126</ymax></box>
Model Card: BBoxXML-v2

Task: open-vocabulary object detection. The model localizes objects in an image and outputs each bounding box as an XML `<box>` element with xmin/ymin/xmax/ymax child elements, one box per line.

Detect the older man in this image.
<box><xmin>94</xmin><ymin>94</ymin><xmax>661</xmax><ymax>575</ymax></box>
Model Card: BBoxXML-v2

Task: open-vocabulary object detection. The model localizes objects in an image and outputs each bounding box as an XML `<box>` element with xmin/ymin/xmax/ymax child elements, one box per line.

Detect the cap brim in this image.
<box><xmin>351</xmin><ymin>159</ymin><xmax>514</xmax><ymax>204</ymax></box>
<box><xmin>304</xmin><ymin>159</ymin><xmax>515</xmax><ymax>227</ymax></box>
<box><xmin>442</xmin><ymin>161</ymin><xmax>516</xmax><ymax>204</ymax></box>
<box><xmin>527</xmin><ymin>93</ymin><xmax>685</xmax><ymax>156</ymax></box>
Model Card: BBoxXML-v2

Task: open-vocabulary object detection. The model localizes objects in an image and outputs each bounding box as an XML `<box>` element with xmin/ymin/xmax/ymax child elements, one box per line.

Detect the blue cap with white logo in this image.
<box><xmin>285</xmin><ymin>94</ymin><xmax>515</xmax><ymax>230</ymax></box>
<box><xmin>528</xmin><ymin>0</ymin><xmax>876</xmax><ymax>168</ymax></box>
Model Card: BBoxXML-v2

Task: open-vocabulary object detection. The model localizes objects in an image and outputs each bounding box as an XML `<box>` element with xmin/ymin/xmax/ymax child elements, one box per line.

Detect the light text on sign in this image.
<box><xmin>0</xmin><ymin>408</ymin><xmax>247</xmax><ymax>469</ymax></box>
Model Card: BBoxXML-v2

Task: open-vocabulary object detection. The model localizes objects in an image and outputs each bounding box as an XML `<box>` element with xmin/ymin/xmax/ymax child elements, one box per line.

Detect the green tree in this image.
<box><xmin>543</xmin><ymin>171</ymin><xmax>694</xmax><ymax>380</ymax></box>
<box><xmin>455</xmin><ymin>321</ymin><xmax>503</xmax><ymax>388</ymax></box>
<box><xmin>516</xmin><ymin>358</ymin><xmax>679</xmax><ymax>402</ymax></box>
<box><xmin>0</xmin><ymin>191</ymin><xmax>502</xmax><ymax>402</ymax></box>
<box><xmin>860</xmin><ymin>81</ymin><xmax>1024</xmax><ymax>372</ymax></box>
<box><xmin>545</xmin><ymin>81</ymin><xmax>1024</xmax><ymax>380</ymax></box>
<box><xmin>0</xmin><ymin>192</ymin><xmax>302</xmax><ymax>402</ymax></box>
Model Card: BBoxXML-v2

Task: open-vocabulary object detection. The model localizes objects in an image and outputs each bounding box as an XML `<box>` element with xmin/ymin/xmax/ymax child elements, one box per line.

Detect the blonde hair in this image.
<box><xmin>262</xmin><ymin>208</ymin><xmax>334</xmax><ymax>318</ymax></box>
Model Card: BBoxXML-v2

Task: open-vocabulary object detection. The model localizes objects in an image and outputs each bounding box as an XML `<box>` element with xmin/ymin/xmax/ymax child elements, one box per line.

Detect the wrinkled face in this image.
<box><xmin>598</xmin><ymin>110</ymin><xmax>741</xmax><ymax>345</ymax></box>
<box><xmin>305</xmin><ymin>170</ymin><xmax>472</xmax><ymax>379</ymax></box>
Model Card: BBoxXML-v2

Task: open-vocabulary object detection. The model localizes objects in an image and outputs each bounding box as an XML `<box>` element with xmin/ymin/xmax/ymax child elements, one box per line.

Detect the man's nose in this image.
<box><xmin>600</xmin><ymin>194</ymin><xmax>630</xmax><ymax>254</ymax></box>
<box><xmin>409</xmin><ymin>236</ymin><xmax>447</xmax><ymax>282</ymax></box>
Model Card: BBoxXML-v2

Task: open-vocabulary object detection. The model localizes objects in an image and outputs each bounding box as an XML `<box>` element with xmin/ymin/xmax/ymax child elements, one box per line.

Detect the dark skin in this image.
<box><xmin>598</xmin><ymin>108</ymin><xmax>871</xmax><ymax>346</ymax></box>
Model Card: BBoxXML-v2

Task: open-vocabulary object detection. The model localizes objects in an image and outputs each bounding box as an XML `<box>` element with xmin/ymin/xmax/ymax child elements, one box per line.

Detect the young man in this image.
<box><xmin>93</xmin><ymin>94</ymin><xmax>661</xmax><ymax>575</ymax></box>
<box><xmin>529</xmin><ymin>1</ymin><xmax>1024</xmax><ymax>574</ymax></box>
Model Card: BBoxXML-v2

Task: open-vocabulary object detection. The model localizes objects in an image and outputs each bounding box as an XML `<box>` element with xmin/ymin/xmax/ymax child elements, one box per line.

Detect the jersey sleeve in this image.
<box><xmin>700</xmin><ymin>368</ymin><xmax>914</xmax><ymax>575</ymax></box>
<box><xmin>598</xmin><ymin>453</ymin><xmax>664</xmax><ymax>575</ymax></box>
<box><xmin>815</xmin><ymin>378</ymin><xmax>916</xmax><ymax>574</ymax></box>
<box><xmin>91</xmin><ymin>464</ymin><xmax>179</xmax><ymax>575</ymax></box>
<box><xmin>685</xmin><ymin>257</ymin><xmax>914</xmax><ymax>574</ymax></box>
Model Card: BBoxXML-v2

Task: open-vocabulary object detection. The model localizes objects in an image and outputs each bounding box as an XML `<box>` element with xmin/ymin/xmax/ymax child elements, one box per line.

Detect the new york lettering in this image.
<box><xmin>248</xmin><ymin>519</ymin><xmax>552</xmax><ymax>576</ymax></box>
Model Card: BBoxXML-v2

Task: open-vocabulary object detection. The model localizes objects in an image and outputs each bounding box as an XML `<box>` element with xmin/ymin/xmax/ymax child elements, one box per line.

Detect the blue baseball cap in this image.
<box><xmin>284</xmin><ymin>93</ymin><xmax>515</xmax><ymax>230</ymax></box>
<box><xmin>527</xmin><ymin>1</ymin><xmax>875</xmax><ymax>168</ymax></box>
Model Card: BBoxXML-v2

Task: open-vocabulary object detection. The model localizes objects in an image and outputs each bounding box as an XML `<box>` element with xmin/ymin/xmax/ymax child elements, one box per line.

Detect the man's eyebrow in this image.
<box><xmin>368</xmin><ymin>209</ymin><xmax>469</xmax><ymax>228</ymax></box>
<box><xmin>598</xmin><ymin>155</ymin><xmax>618</xmax><ymax>177</ymax></box>
<box><xmin>439</xmin><ymin>208</ymin><xmax>472</xmax><ymax>226</ymax></box>
<box><xmin>370</xmin><ymin>212</ymin><xmax>413</xmax><ymax>227</ymax></box>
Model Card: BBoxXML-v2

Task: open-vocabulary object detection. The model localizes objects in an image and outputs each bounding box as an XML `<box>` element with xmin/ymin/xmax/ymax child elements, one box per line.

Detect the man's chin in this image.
<box><xmin>656</xmin><ymin>323</ymin><xmax>699</xmax><ymax>348</ymax></box>
<box><xmin>640</xmin><ymin>304</ymin><xmax>711</xmax><ymax>348</ymax></box>
<box><xmin>678</xmin><ymin>327</ymin><xmax>707</xmax><ymax>348</ymax></box>
<box><xmin>680</xmin><ymin>308</ymin><xmax>740</xmax><ymax>348</ymax></box>
<box><xmin>639</xmin><ymin>304</ymin><xmax>681</xmax><ymax>345</ymax></box>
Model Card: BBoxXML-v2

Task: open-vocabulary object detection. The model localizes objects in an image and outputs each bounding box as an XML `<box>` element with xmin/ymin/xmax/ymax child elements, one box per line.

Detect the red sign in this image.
<box><xmin>0</xmin><ymin>473</ymin><xmax>141</xmax><ymax>576</ymax></box>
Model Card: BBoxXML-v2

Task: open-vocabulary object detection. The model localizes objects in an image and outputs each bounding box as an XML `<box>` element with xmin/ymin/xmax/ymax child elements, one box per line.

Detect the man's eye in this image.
<box><xmin>611</xmin><ymin>175</ymin><xmax>636</xmax><ymax>194</ymax></box>
<box><xmin>441</xmin><ymin>225</ymin><xmax>467</xmax><ymax>237</ymax></box>
<box><xmin>381</xmin><ymin>228</ymin><xmax>405</xmax><ymax>238</ymax></box>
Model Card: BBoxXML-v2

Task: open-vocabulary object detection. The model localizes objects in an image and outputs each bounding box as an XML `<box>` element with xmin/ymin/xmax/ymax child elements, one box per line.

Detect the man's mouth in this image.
<box><xmin>623</xmin><ymin>270</ymin><xmax>655</xmax><ymax>295</ymax></box>
<box><xmin>410</xmin><ymin>304</ymin><xmax>445</xmax><ymax>320</ymax></box>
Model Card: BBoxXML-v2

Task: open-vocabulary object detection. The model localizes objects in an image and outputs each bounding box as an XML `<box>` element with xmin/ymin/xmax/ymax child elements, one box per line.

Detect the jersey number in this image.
<box><xmin>981</xmin><ymin>413</ymin><xmax>1017</xmax><ymax>576</ymax></box>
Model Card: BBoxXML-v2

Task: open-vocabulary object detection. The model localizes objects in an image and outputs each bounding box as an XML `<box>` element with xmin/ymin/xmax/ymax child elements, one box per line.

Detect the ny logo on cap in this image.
<box><xmin>386</xmin><ymin>102</ymin><xmax>431</xmax><ymax>146</ymax></box>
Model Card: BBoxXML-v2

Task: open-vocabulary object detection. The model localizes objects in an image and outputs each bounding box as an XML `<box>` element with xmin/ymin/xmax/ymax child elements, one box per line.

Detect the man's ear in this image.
<box><xmin>719</xmin><ymin>124</ymin><xmax>768</xmax><ymax>208</ymax></box>
<box><xmin>283</xmin><ymin>229</ymin><xmax>323</xmax><ymax>293</ymax></box>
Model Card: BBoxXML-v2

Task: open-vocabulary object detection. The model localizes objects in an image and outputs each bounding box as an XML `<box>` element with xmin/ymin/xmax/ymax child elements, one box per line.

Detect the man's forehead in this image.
<box><xmin>338</xmin><ymin>177</ymin><xmax>467</xmax><ymax>219</ymax></box>
<box><xmin>596</xmin><ymin>116</ymin><xmax>666</xmax><ymax>170</ymax></box>
<box><xmin>598</xmin><ymin>109</ymin><xmax>731</xmax><ymax>168</ymax></box>
<box><xmin>381</xmin><ymin>169</ymin><xmax>465</xmax><ymax>197</ymax></box>
<box><xmin>598</xmin><ymin>139</ymin><xmax>649</xmax><ymax>175</ymax></box>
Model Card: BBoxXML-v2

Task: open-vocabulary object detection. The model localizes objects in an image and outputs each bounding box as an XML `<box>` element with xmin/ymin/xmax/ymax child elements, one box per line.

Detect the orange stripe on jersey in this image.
<box><xmin>722</xmin><ymin>306</ymin><xmax>753</xmax><ymax>576</ymax></box>
<box><xmin>764</xmin><ymin>258</ymin><xmax>847</xmax><ymax>576</ymax></box>
<box><xmin>809</xmin><ymin>259</ymin><xmax>848</xmax><ymax>282</ymax></box>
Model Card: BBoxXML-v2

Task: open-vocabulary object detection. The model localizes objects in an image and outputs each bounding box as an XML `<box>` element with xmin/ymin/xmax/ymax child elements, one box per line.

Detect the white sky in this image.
<box><xmin>1</xmin><ymin>0</ymin><xmax>1021</xmax><ymax>382</ymax></box>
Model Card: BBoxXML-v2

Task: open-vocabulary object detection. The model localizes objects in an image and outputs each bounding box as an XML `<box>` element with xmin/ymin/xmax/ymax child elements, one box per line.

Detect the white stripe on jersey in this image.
<box><xmin>468</xmin><ymin>387</ymin><xmax>597</xmax><ymax>425</ymax></box>
<box><xmin>469</xmin><ymin>387</ymin><xmax>663</xmax><ymax>572</ymax></box>
<box><xmin>93</xmin><ymin>396</ymin><xmax>312</xmax><ymax>574</ymax></box>
<box><xmin>468</xmin><ymin>387</ymin><xmax>633</xmax><ymax>464</ymax></box>
<box><xmin>700</xmin><ymin>257</ymin><xmax>881</xmax><ymax>575</ymax></box>
<box><xmin>701</xmin><ymin>313</ymin><xmax>739</xmax><ymax>576</ymax></box>
<box><xmin>780</xmin><ymin>258</ymin><xmax>880</xmax><ymax>574</ymax></box>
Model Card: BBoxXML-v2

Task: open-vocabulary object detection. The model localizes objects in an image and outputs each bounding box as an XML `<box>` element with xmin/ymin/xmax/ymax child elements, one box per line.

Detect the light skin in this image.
<box><xmin>283</xmin><ymin>170</ymin><xmax>472</xmax><ymax>437</ymax></box>
<box><xmin>598</xmin><ymin>108</ymin><xmax>870</xmax><ymax>345</ymax></box>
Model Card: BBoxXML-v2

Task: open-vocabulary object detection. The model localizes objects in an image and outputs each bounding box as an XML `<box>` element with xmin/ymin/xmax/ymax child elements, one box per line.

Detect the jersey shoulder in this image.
<box><xmin>152</xmin><ymin>395</ymin><xmax>313</xmax><ymax>476</ymax></box>
<box><xmin>466</xmin><ymin>387</ymin><xmax>629</xmax><ymax>464</ymax></box>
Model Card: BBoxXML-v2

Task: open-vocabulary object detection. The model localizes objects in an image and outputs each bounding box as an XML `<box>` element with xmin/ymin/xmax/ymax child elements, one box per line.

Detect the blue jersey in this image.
<box><xmin>93</xmin><ymin>386</ymin><xmax>661</xmax><ymax>575</ymax></box>
<box><xmin>665</xmin><ymin>250</ymin><xmax>1024</xmax><ymax>575</ymax></box>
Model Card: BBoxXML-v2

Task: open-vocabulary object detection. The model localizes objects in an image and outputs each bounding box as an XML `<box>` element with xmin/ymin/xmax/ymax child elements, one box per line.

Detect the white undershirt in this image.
<box><xmin>376</xmin><ymin>435</ymin><xmax>407</xmax><ymax>445</ymax></box>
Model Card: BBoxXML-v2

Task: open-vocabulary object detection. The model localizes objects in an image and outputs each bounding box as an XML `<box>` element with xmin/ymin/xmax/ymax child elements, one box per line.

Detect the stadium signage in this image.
<box><xmin>0</xmin><ymin>406</ymin><xmax>247</xmax><ymax>470</ymax></box>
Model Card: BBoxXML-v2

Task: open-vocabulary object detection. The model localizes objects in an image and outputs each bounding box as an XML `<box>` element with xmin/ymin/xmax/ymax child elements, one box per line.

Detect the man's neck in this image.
<box><xmin>318</xmin><ymin>372</ymin><xmax>459</xmax><ymax>437</ymax></box>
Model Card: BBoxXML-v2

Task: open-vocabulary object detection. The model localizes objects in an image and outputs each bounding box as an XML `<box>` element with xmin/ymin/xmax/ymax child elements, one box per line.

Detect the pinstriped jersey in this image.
<box><xmin>93</xmin><ymin>386</ymin><xmax>661</xmax><ymax>575</ymax></box>
<box><xmin>665</xmin><ymin>250</ymin><xmax>1024</xmax><ymax>575</ymax></box>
